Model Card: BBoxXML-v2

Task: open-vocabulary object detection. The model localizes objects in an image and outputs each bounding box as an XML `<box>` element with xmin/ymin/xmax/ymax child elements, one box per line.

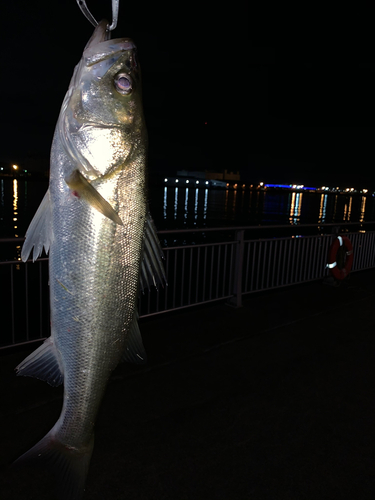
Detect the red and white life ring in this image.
<box><xmin>326</xmin><ymin>236</ymin><xmax>354</xmax><ymax>280</ymax></box>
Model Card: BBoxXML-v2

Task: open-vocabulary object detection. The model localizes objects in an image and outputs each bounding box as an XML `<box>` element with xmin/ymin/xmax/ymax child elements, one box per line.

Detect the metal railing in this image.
<box><xmin>1</xmin><ymin>222</ymin><xmax>375</xmax><ymax>349</ymax></box>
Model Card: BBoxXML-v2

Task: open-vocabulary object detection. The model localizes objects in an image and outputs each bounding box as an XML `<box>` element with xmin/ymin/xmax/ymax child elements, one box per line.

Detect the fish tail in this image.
<box><xmin>13</xmin><ymin>429</ymin><xmax>94</xmax><ymax>500</ymax></box>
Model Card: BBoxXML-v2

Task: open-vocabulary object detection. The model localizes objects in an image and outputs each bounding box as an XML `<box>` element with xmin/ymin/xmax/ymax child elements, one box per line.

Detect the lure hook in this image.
<box><xmin>108</xmin><ymin>0</ymin><xmax>120</xmax><ymax>31</ymax></box>
<box><xmin>76</xmin><ymin>0</ymin><xmax>120</xmax><ymax>33</ymax></box>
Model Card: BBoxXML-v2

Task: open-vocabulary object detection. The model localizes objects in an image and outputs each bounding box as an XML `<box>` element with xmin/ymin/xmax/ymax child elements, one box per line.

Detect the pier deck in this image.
<box><xmin>1</xmin><ymin>268</ymin><xmax>375</xmax><ymax>499</ymax></box>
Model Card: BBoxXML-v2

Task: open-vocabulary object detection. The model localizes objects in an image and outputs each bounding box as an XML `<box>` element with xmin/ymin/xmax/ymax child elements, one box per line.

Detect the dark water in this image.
<box><xmin>149</xmin><ymin>185</ymin><xmax>375</xmax><ymax>229</ymax></box>
<box><xmin>0</xmin><ymin>178</ymin><xmax>48</xmax><ymax>261</ymax></box>
<box><xmin>1</xmin><ymin>178</ymin><xmax>375</xmax><ymax>257</ymax></box>
<box><xmin>0</xmin><ymin>178</ymin><xmax>48</xmax><ymax>237</ymax></box>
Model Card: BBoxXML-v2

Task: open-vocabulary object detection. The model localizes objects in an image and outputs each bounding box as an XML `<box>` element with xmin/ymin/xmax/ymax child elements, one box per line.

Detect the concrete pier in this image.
<box><xmin>1</xmin><ymin>269</ymin><xmax>375</xmax><ymax>499</ymax></box>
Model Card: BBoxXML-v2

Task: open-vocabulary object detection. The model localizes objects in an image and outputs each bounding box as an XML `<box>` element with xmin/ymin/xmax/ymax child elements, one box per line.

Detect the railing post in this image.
<box><xmin>227</xmin><ymin>230</ymin><xmax>244</xmax><ymax>308</ymax></box>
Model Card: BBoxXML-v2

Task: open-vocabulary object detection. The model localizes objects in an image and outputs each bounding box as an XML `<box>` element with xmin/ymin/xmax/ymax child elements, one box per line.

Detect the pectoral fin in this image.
<box><xmin>21</xmin><ymin>189</ymin><xmax>53</xmax><ymax>262</ymax></box>
<box><xmin>65</xmin><ymin>169</ymin><xmax>123</xmax><ymax>225</ymax></box>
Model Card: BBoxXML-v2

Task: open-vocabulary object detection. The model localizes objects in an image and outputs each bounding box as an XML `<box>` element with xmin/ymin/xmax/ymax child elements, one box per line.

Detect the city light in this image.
<box><xmin>266</xmin><ymin>184</ymin><xmax>292</xmax><ymax>189</ymax></box>
<box><xmin>161</xmin><ymin>177</ymin><xmax>371</xmax><ymax>195</ymax></box>
<box><xmin>12</xmin><ymin>165</ymin><xmax>18</xmax><ymax>170</ymax></box>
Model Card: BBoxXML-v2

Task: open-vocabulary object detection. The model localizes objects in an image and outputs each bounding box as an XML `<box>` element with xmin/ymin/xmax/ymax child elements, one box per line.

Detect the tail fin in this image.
<box><xmin>13</xmin><ymin>429</ymin><xmax>94</xmax><ymax>500</ymax></box>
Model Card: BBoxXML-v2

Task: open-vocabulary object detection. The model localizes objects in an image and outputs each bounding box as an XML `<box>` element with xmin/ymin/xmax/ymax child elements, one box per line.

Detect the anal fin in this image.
<box><xmin>16</xmin><ymin>337</ymin><xmax>64</xmax><ymax>387</ymax></box>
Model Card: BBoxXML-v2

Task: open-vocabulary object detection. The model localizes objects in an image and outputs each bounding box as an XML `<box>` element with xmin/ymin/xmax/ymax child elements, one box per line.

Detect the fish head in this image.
<box><xmin>61</xmin><ymin>20</ymin><xmax>146</xmax><ymax>179</ymax></box>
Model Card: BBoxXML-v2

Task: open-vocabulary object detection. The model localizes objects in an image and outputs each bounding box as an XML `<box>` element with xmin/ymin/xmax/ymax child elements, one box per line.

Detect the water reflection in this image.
<box><xmin>232</xmin><ymin>189</ymin><xmax>237</xmax><ymax>215</ymax></box>
<box><xmin>184</xmin><ymin>188</ymin><xmax>189</xmax><ymax>224</ymax></box>
<box><xmin>160</xmin><ymin>186</ymin><xmax>212</xmax><ymax>226</ymax></box>
<box><xmin>203</xmin><ymin>189</ymin><xmax>208</xmax><ymax>220</ymax></box>
<box><xmin>13</xmin><ymin>179</ymin><xmax>21</xmax><ymax>264</ymax></box>
<box><xmin>174</xmin><ymin>187</ymin><xmax>178</xmax><ymax>220</ymax></box>
<box><xmin>156</xmin><ymin>186</ymin><xmax>375</xmax><ymax>228</ymax></box>
<box><xmin>343</xmin><ymin>196</ymin><xmax>353</xmax><ymax>221</ymax></box>
<box><xmin>194</xmin><ymin>188</ymin><xmax>198</xmax><ymax>223</ymax></box>
<box><xmin>360</xmin><ymin>196</ymin><xmax>366</xmax><ymax>223</ymax></box>
<box><xmin>289</xmin><ymin>192</ymin><xmax>303</xmax><ymax>225</ymax></box>
<box><xmin>319</xmin><ymin>194</ymin><xmax>328</xmax><ymax>223</ymax></box>
<box><xmin>3</xmin><ymin>183</ymin><xmax>375</xmax><ymax>243</ymax></box>
<box><xmin>163</xmin><ymin>186</ymin><xmax>167</xmax><ymax>220</ymax></box>
<box><xmin>13</xmin><ymin>179</ymin><xmax>18</xmax><ymax>230</ymax></box>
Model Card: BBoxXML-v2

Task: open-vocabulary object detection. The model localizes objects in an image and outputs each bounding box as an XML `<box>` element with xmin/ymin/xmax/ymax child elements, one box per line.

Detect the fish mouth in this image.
<box><xmin>84</xmin><ymin>20</ymin><xmax>135</xmax><ymax>67</ymax></box>
<box><xmin>84</xmin><ymin>19</ymin><xmax>109</xmax><ymax>48</ymax></box>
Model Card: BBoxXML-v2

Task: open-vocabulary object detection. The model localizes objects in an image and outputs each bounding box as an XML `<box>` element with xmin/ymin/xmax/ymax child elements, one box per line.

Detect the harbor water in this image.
<box><xmin>1</xmin><ymin>177</ymin><xmax>375</xmax><ymax>254</ymax></box>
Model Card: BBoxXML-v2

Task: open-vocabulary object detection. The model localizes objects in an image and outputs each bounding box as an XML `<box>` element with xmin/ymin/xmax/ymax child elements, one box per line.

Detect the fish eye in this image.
<box><xmin>114</xmin><ymin>73</ymin><xmax>132</xmax><ymax>95</ymax></box>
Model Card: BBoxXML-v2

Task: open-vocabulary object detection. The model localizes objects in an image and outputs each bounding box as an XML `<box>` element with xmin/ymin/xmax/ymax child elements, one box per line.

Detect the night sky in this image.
<box><xmin>251</xmin><ymin>10</ymin><xmax>375</xmax><ymax>190</ymax></box>
<box><xmin>1</xmin><ymin>2</ymin><xmax>374</xmax><ymax>189</ymax></box>
<box><xmin>1</xmin><ymin>1</ymin><xmax>247</xmax><ymax>172</ymax></box>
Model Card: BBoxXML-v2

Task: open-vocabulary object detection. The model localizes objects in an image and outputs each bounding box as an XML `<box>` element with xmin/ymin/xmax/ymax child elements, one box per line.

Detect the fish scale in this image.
<box><xmin>49</xmin><ymin>173</ymin><xmax>144</xmax><ymax>445</ymax></box>
<box><xmin>14</xmin><ymin>19</ymin><xmax>165</xmax><ymax>500</ymax></box>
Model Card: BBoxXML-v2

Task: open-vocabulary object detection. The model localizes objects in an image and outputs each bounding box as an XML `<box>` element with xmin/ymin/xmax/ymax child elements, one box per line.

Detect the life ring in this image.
<box><xmin>326</xmin><ymin>236</ymin><xmax>354</xmax><ymax>280</ymax></box>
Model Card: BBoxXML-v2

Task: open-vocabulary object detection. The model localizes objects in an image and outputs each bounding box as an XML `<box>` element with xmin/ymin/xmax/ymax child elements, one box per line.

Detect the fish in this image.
<box><xmin>15</xmin><ymin>19</ymin><xmax>165</xmax><ymax>499</ymax></box>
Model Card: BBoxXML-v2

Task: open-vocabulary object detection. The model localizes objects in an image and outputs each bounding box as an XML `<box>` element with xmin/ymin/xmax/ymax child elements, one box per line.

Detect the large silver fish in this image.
<box><xmin>15</xmin><ymin>20</ymin><xmax>164</xmax><ymax>499</ymax></box>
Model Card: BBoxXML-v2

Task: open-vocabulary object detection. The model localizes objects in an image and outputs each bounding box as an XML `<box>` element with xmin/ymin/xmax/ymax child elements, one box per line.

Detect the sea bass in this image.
<box><xmin>16</xmin><ymin>20</ymin><xmax>164</xmax><ymax>499</ymax></box>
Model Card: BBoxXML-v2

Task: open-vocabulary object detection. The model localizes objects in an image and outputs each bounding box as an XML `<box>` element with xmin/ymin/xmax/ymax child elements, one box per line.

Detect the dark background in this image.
<box><xmin>251</xmin><ymin>7</ymin><xmax>375</xmax><ymax>189</ymax></box>
<box><xmin>0</xmin><ymin>0</ymin><xmax>248</xmax><ymax>175</ymax></box>
<box><xmin>1</xmin><ymin>2</ymin><xmax>375</xmax><ymax>189</ymax></box>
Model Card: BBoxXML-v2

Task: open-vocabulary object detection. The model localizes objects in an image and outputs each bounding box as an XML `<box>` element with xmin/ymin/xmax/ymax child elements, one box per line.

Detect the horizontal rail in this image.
<box><xmin>1</xmin><ymin>226</ymin><xmax>375</xmax><ymax>349</ymax></box>
<box><xmin>157</xmin><ymin>220</ymin><xmax>375</xmax><ymax>234</ymax></box>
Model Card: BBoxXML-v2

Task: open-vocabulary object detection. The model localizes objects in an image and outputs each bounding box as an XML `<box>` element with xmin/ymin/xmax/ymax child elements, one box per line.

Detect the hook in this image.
<box><xmin>76</xmin><ymin>0</ymin><xmax>120</xmax><ymax>32</ymax></box>
<box><xmin>108</xmin><ymin>0</ymin><xmax>120</xmax><ymax>31</ymax></box>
